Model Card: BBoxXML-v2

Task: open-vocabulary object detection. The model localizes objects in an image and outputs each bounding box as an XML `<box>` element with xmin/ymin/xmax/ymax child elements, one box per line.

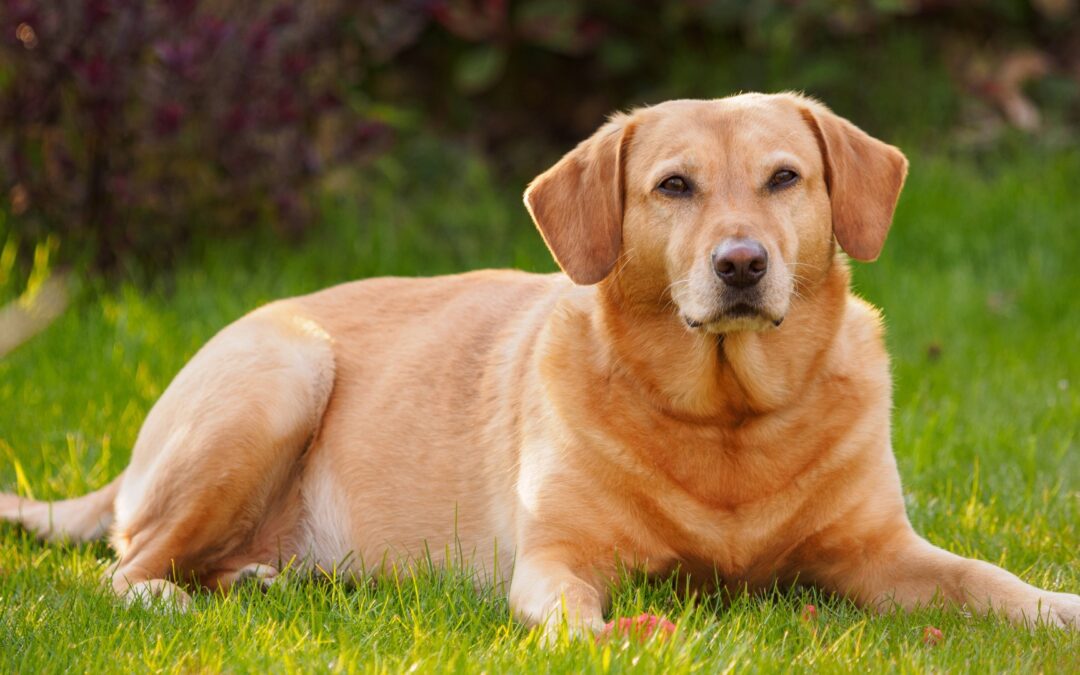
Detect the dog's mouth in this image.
<box><xmin>725</xmin><ymin>303</ymin><xmax>760</xmax><ymax>318</ymax></box>
<box><xmin>674</xmin><ymin>275</ymin><xmax>791</xmax><ymax>334</ymax></box>
<box><xmin>683</xmin><ymin>303</ymin><xmax>783</xmax><ymax>332</ymax></box>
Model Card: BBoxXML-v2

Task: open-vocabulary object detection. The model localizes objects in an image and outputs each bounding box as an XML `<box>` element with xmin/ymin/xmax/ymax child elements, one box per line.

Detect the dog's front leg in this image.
<box><xmin>508</xmin><ymin>554</ymin><xmax>607</xmax><ymax>642</ymax></box>
<box><xmin>810</xmin><ymin>525</ymin><xmax>1080</xmax><ymax>629</ymax></box>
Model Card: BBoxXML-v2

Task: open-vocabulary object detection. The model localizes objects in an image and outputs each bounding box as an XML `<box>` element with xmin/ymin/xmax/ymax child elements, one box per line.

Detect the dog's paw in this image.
<box><xmin>536</xmin><ymin>613</ymin><xmax>605</xmax><ymax>647</ymax></box>
<box><xmin>1041</xmin><ymin>591</ymin><xmax>1080</xmax><ymax>630</ymax></box>
<box><xmin>1007</xmin><ymin>590</ymin><xmax>1080</xmax><ymax>630</ymax></box>
<box><xmin>123</xmin><ymin>579</ymin><xmax>192</xmax><ymax>612</ymax></box>
<box><xmin>231</xmin><ymin>563</ymin><xmax>279</xmax><ymax>591</ymax></box>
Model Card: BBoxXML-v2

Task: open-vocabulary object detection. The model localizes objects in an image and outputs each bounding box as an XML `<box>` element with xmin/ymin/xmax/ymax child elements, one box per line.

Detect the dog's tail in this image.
<box><xmin>0</xmin><ymin>471</ymin><xmax>123</xmax><ymax>543</ymax></box>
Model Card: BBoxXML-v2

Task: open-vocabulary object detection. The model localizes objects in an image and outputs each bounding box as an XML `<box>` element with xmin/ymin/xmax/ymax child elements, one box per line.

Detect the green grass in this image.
<box><xmin>1</xmin><ymin>140</ymin><xmax>1078</xmax><ymax>672</ymax></box>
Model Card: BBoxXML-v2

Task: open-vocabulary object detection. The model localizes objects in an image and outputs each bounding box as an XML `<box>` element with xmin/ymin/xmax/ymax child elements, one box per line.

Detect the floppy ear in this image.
<box><xmin>798</xmin><ymin>101</ymin><xmax>908</xmax><ymax>261</ymax></box>
<box><xmin>524</xmin><ymin>116</ymin><xmax>634</xmax><ymax>285</ymax></box>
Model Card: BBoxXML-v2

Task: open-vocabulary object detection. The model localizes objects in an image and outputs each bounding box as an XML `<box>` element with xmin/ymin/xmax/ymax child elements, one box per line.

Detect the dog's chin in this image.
<box><xmin>683</xmin><ymin>305</ymin><xmax>784</xmax><ymax>334</ymax></box>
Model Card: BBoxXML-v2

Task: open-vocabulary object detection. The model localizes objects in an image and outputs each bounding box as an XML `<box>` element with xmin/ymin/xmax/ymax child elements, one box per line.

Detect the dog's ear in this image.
<box><xmin>524</xmin><ymin>115</ymin><xmax>634</xmax><ymax>285</ymax></box>
<box><xmin>798</xmin><ymin>100</ymin><xmax>908</xmax><ymax>261</ymax></box>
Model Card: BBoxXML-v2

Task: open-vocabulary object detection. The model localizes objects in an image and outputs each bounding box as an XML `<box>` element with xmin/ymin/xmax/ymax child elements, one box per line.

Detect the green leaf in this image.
<box><xmin>454</xmin><ymin>46</ymin><xmax>507</xmax><ymax>94</ymax></box>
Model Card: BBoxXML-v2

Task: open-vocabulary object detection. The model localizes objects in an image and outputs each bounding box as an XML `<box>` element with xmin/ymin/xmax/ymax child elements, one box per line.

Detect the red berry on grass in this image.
<box><xmin>922</xmin><ymin>626</ymin><xmax>944</xmax><ymax>646</ymax></box>
<box><xmin>597</xmin><ymin>613</ymin><xmax>676</xmax><ymax>643</ymax></box>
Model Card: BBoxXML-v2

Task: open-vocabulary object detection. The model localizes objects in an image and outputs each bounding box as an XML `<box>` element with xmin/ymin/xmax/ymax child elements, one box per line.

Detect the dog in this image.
<box><xmin>2</xmin><ymin>93</ymin><xmax>1078</xmax><ymax>636</ymax></box>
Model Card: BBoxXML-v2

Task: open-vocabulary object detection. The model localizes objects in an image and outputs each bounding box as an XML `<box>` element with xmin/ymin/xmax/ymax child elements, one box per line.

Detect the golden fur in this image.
<box><xmin>2</xmin><ymin>93</ymin><xmax>1077</xmax><ymax>635</ymax></box>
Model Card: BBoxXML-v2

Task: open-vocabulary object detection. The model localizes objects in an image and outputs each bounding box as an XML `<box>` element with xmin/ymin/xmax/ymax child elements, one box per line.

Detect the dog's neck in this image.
<box><xmin>594</xmin><ymin>256</ymin><xmax>851</xmax><ymax>422</ymax></box>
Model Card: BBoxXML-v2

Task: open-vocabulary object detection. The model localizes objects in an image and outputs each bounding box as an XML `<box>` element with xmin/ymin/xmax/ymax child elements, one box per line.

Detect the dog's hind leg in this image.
<box><xmin>106</xmin><ymin>303</ymin><xmax>335</xmax><ymax>607</ymax></box>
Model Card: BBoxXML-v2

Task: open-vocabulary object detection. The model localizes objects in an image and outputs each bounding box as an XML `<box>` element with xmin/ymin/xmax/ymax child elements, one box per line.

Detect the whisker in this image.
<box><xmin>662</xmin><ymin>278</ymin><xmax>693</xmax><ymax>319</ymax></box>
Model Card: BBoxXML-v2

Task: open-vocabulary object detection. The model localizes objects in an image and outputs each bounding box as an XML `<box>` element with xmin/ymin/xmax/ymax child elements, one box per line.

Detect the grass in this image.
<box><xmin>1</xmin><ymin>139</ymin><xmax>1078</xmax><ymax>672</ymax></box>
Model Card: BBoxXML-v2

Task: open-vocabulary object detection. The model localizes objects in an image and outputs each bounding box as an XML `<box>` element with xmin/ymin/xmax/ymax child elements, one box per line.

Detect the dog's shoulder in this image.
<box><xmin>827</xmin><ymin>292</ymin><xmax>890</xmax><ymax>394</ymax></box>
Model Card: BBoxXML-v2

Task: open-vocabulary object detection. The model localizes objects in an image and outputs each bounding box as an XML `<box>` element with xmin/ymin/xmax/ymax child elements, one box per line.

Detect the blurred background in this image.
<box><xmin>1</xmin><ymin>0</ymin><xmax>1078</xmax><ymax>282</ymax></box>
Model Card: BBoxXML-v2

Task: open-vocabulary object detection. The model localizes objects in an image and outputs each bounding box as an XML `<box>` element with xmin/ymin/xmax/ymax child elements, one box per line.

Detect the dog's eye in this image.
<box><xmin>658</xmin><ymin>176</ymin><xmax>690</xmax><ymax>196</ymax></box>
<box><xmin>768</xmin><ymin>169</ymin><xmax>799</xmax><ymax>190</ymax></box>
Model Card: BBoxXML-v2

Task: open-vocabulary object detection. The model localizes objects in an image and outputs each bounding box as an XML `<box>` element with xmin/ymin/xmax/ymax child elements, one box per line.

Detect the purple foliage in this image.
<box><xmin>0</xmin><ymin>0</ymin><xmax>396</xmax><ymax>271</ymax></box>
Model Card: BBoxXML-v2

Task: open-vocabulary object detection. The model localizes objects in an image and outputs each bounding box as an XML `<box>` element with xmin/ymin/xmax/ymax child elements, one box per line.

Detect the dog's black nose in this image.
<box><xmin>712</xmin><ymin>238</ymin><xmax>768</xmax><ymax>288</ymax></box>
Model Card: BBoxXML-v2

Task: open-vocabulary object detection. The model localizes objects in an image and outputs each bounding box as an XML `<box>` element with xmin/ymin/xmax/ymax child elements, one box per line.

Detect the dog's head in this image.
<box><xmin>524</xmin><ymin>93</ymin><xmax>907</xmax><ymax>333</ymax></box>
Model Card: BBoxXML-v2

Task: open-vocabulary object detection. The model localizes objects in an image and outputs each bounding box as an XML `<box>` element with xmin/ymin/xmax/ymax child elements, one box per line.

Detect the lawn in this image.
<box><xmin>1</xmin><ymin>140</ymin><xmax>1078</xmax><ymax>672</ymax></box>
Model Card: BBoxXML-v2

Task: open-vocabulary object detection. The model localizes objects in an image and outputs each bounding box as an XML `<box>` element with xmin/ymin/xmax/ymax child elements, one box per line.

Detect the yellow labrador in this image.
<box><xmin>3</xmin><ymin>93</ymin><xmax>1077</xmax><ymax>635</ymax></box>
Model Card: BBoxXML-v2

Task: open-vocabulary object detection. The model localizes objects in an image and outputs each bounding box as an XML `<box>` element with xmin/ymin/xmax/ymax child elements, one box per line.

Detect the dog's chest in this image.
<box><xmin>602</xmin><ymin>408</ymin><xmax>857</xmax><ymax>584</ymax></box>
<box><xmin>626</xmin><ymin>483</ymin><xmax>809</xmax><ymax>587</ymax></box>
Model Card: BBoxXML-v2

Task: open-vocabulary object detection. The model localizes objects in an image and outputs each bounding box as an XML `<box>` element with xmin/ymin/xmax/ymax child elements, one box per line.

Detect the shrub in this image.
<box><xmin>0</xmin><ymin>0</ymin><xmax>403</xmax><ymax>272</ymax></box>
<box><xmin>390</xmin><ymin>1</ymin><xmax>1079</xmax><ymax>152</ymax></box>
